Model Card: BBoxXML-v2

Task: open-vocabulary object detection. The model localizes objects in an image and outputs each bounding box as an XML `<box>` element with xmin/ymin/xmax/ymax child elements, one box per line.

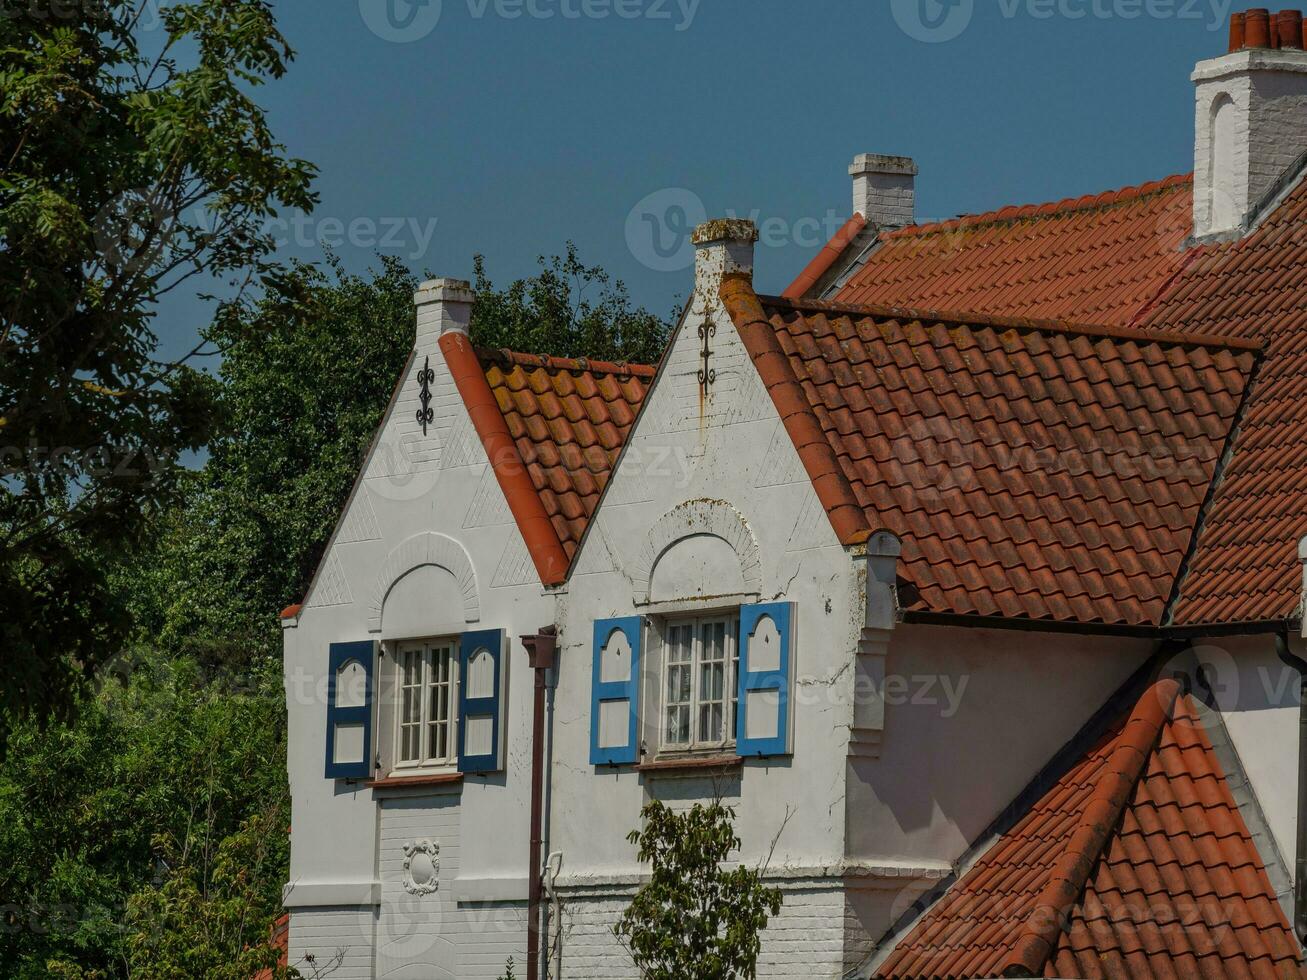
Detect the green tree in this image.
<box><xmin>472</xmin><ymin>244</ymin><xmax>670</xmax><ymax>365</ymax></box>
<box><xmin>0</xmin><ymin>656</ymin><xmax>289</xmax><ymax>978</ymax></box>
<box><xmin>0</xmin><ymin>0</ymin><xmax>317</xmax><ymax>721</ymax></box>
<box><xmin>147</xmin><ymin>256</ymin><xmax>418</xmax><ymax>662</ymax></box>
<box><xmin>124</xmin><ymin>808</ymin><xmax>293</xmax><ymax>980</ymax></box>
<box><xmin>615</xmin><ymin>801</ymin><xmax>784</xmax><ymax>980</ymax></box>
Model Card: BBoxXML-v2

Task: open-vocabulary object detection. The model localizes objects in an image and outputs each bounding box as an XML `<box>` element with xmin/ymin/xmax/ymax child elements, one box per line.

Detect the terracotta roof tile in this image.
<box><xmin>837</xmin><ymin>177</ymin><xmax>1195</xmax><ymax>327</ymax></box>
<box><xmin>874</xmin><ymin>680</ymin><xmax>1303</xmax><ymax>980</ymax></box>
<box><xmin>816</xmin><ymin>166</ymin><xmax>1307</xmax><ymax>625</ymax></box>
<box><xmin>476</xmin><ymin>348</ymin><xmax>654</xmax><ymax>565</ymax></box>
<box><xmin>723</xmin><ymin>279</ymin><xmax>1257</xmax><ymax>627</ymax></box>
<box><xmin>1140</xmin><ymin>175</ymin><xmax>1307</xmax><ymax>625</ymax></box>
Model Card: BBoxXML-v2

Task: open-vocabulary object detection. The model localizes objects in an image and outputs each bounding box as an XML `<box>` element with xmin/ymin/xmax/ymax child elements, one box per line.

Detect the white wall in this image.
<box><xmin>549</xmin><ymin>252</ymin><xmax>862</xmax><ymax>880</ymax></box>
<box><xmin>838</xmin><ymin>623</ymin><xmax>1151</xmax><ymax>956</ymax></box>
<box><xmin>1203</xmin><ymin>632</ymin><xmax>1303</xmax><ymax>872</ymax></box>
<box><xmin>283</xmin><ymin>309</ymin><xmax>554</xmax><ymax>977</ymax></box>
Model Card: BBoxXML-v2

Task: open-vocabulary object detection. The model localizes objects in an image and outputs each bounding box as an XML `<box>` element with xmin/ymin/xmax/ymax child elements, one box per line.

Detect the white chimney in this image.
<box><xmin>1193</xmin><ymin>8</ymin><xmax>1307</xmax><ymax>240</ymax></box>
<box><xmin>414</xmin><ymin>277</ymin><xmax>474</xmax><ymax>347</ymax></box>
<box><xmin>692</xmin><ymin>218</ymin><xmax>757</xmax><ymax>313</ymax></box>
<box><xmin>850</xmin><ymin>154</ymin><xmax>917</xmax><ymax>230</ymax></box>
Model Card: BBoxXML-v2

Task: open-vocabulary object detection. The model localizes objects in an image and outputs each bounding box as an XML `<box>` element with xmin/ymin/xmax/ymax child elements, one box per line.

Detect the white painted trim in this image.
<box><xmin>632</xmin><ymin>499</ymin><xmax>763</xmax><ymax>605</ymax></box>
<box><xmin>368</xmin><ymin>532</ymin><xmax>479</xmax><ymax>632</ymax></box>
<box><xmin>282</xmin><ymin>879</ymin><xmax>382</xmax><ymax>908</ymax></box>
<box><xmin>1192</xmin><ymin>47</ymin><xmax>1307</xmax><ymax>83</ymax></box>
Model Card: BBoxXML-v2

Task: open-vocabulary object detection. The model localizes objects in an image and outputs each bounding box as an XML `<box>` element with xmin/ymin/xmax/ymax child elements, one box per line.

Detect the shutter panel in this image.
<box><xmin>736</xmin><ymin>603</ymin><xmax>795</xmax><ymax>758</ymax></box>
<box><xmin>325</xmin><ymin>640</ymin><xmax>377</xmax><ymax>780</ymax></box>
<box><xmin>590</xmin><ymin>617</ymin><xmax>643</xmax><ymax>766</ymax></box>
<box><xmin>458</xmin><ymin>629</ymin><xmax>506</xmax><ymax>774</ymax></box>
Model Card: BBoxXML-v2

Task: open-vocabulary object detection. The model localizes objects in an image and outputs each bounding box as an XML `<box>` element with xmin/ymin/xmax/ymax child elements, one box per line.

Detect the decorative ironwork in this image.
<box><xmin>698</xmin><ymin>322</ymin><xmax>716</xmax><ymax>393</ymax></box>
<box><xmin>416</xmin><ymin>355</ymin><xmax>435</xmax><ymax>435</ymax></box>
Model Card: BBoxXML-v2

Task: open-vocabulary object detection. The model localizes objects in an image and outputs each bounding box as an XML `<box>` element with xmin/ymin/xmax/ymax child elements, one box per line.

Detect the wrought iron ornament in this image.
<box><xmin>698</xmin><ymin>321</ymin><xmax>716</xmax><ymax>393</ymax></box>
<box><xmin>416</xmin><ymin>355</ymin><xmax>435</xmax><ymax>435</ymax></box>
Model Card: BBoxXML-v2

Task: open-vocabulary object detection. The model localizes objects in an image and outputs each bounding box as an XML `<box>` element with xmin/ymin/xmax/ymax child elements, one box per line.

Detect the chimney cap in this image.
<box><xmin>415</xmin><ymin>277</ymin><xmax>475</xmax><ymax>305</ymax></box>
<box><xmin>691</xmin><ymin>218</ymin><xmax>759</xmax><ymax>246</ymax></box>
<box><xmin>850</xmin><ymin>153</ymin><xmax>919</xmax><ymax>177</ymax></box>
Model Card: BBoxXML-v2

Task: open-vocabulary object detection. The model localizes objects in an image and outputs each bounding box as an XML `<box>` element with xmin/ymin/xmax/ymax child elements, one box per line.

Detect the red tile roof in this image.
<box><xmin>722</xmin><ymin>278</ymin><xmax>1259</xmax><ymax>627</ymax></box>
<box><xmin>874</xmin><ymin>679</ymin><xmax>1303</xmax><ymax>980</ymax></box>
<box><xmin>836</xmin><ymin>176</ymin><xmax>1195</xmax><ymax>328</ymax></box>
<box><xmin>823</xmin><ymin>167</ymin><xmax>1307</xmax><ymax>626</ymax></box>
<box><xmin>475</xmin><ymin>347</ymin><xmax>655</xmax><ymax>569</ymax></box>
<box><xmin>1140</xmin><ymin>176</ymin><xmax>1307</xmax><ymax>625</ymax></box>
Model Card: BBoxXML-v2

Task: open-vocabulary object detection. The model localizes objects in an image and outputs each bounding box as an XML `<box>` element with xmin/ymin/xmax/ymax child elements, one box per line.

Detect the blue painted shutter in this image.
<box><xmin>590</xmin><ymin>617</ymin><xmax>643</xmax><ymax>766</ymax></box>
<box><xmin>325</xmin><ymin>640</ymin><xmax>377</xmax><ymax>780</ymax></box>
<box><xmin>736</xmin><ymin>603</ymin><xmax>795</xmax><ymax>758</ymax></box>
<box><xmin>458</xmin><ymin>629</ymin><xmax>506</xmax><ymax>774</ymax></box>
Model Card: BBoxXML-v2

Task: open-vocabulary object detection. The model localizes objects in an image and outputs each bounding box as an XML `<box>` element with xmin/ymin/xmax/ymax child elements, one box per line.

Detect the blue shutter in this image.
<box><xmin>458</xmin><ymin>629</ymin><xmax>506</xmax><ymax>774</ymax></box>
<box><xmin>325</xmin><ymin>640</ymin><xmax>377</xmax><ymax>780</ymax></box>
<box><xmin>590</xmin><ymin>617</ymin><xmax>643</xmax><ymax>766</ymax></box>
<box><xmin>736</xmin><ymin>603</ymin><xmax>795</xmax><ymax>758</ymax></box>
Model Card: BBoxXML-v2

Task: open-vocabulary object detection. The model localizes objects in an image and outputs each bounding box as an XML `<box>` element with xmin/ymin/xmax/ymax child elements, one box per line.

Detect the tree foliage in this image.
<box><xmin>472</xmin><ymin>244</ymin><xmax>670</xmax><ymax>365</ymax></box>
<box><xmin>0</xmin><ymin>656</ymin><xmax>289</xmax><ymax>978</ymax></box>
<box><xmin>144</xmin><ymin>256</ymin><xmax>418</xmax><ymax>662</ymax></box>
<box><xmin>0</xmin><ymin>0</ymin><xmax>317</xmax><ymax>720</ymax></box>
<box><xmin>615</xmin><ymin>801</ymin><xmax>783</xmax><ymax>980</ymax></box>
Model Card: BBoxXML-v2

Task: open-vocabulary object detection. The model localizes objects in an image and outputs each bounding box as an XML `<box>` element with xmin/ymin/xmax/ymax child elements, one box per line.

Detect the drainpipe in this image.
<box><xmin>521</xmin><ymin>626</ymin><xmax>557</xmax><ymax>980</ymax></box>
<box><xmin>544</xmin><ymin>851</ymin><xmax>563</xmax><ymax>979</ymax></box>
<box><xmin>1276</xmin><ymin>628</ymin><xmax>1307</xmax><ymax>941</ymax></box>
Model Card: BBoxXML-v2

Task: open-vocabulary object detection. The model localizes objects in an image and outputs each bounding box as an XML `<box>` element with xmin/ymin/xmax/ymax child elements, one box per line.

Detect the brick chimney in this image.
<box><xmin>850</xmin><ymin>154</ymin><xmax>917</xmax><ymax>231</ymax></box>
<box><xmin>1193</xmin><ymin>8</ymin><xmax>1307</xmax><ymax>240</ymax></box>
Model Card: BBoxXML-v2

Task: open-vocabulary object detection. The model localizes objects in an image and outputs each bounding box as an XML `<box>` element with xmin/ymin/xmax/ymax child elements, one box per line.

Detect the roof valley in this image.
<box><xmin>1160</xmin><ymin>346</ymin><xmax>1270</xmax><ymax>627</ymax></box>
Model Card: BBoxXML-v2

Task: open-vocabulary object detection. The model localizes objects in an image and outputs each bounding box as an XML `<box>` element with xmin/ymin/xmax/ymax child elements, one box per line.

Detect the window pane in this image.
<box><xmin>398</xmin><ymin>648</ymin><xmax>424</xmax><ymax>763</ymax></box>
<box><xmin>664</xmin><ymin>624</ymin><xmax>694</xmax><ymax>747</ymax></box>
<box><xmin>697</xmin><ymin>620</ymin><xmax>730</xmax><ymax>744</ymax></box>
<box><xmin>426</xmin><ymin>645</ymin><xmax>455</xmax><ymax>764</ymax></box>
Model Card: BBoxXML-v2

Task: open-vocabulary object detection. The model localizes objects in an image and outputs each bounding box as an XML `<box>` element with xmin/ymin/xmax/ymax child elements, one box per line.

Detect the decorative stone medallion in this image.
<box><xmin>402</xmin><ymin>839</ymin><xmax>440</xmax><ymax>896</ymax></box>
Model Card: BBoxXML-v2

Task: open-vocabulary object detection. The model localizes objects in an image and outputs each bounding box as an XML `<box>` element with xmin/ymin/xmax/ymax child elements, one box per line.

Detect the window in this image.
<box><xmin>660</xmin><ymin>614</ymin><xmax>739</xmax><ymax>752</ymax></box>
<box><xmin>393</xmin><ymin>639</ymin><xmax>458</xmax><ymax>770</ymax></box>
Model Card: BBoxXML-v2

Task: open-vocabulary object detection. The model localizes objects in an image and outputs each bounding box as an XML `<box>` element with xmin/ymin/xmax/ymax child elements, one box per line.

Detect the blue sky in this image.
<box><xmin>156</xmin><ymin>0</ymin><xmax>1236</xmax><ymax>360</ymax></box>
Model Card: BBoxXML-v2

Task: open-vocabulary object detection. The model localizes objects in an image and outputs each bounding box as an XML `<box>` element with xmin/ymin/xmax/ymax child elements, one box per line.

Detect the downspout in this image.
<box><xmin>544</xmin><ymin>851</ymin><xmax>563</xmax><ymax>979</ymax></box>
<box><xmin>1275</xmin><ymin>627</ymin><xmax>1307</xmax><ymax>941</ymax></box>
<box><xmin>522</xmin><ymin>626</ymin><xmax>557</xmax><ymax>980</ymax></box>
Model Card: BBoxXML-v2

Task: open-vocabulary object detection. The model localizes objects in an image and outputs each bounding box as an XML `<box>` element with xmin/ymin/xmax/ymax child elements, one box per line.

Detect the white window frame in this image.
<box><xmin>390</xmin><ymin>637</ymin><xmax>460</xmax><ymax>773</ymax></box>
<box><xmin>658</xmin><ymin>612</ymin><xmax>740</xmax><ymax>754</ymax></box>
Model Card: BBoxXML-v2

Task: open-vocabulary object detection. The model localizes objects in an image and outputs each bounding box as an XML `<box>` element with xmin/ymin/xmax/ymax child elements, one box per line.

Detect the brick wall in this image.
<box><xmin>553</xmin><ymin>880</ymin><xmax>848</xmax><ymax>980</ymax></box>
<box><xmin>288</xmin><ymin>907</ymin><xmax>374</xmax><ymax>980</ymax></box>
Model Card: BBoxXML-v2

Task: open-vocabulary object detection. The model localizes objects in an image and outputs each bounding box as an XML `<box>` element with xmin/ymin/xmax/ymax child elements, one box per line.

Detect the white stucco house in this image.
<box><xmin>282</xmin><ymin>9</ymin><xmax>1307</xmax><ymax>978</ymax></box>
